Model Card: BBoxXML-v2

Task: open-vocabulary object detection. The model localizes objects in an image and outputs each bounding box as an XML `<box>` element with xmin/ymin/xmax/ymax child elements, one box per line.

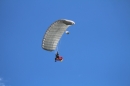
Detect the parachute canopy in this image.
<box><xmin>42</xmin><ymin>19</ymin><xmax>75</xmax><ymax>51</ymax></box>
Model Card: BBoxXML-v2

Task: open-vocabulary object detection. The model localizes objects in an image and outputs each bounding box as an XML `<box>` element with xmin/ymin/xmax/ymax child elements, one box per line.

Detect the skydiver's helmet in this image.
<box><xmin>65</xmin><ymin>31</ymin><xmax>69</xmax><ymax>34</ymax></box>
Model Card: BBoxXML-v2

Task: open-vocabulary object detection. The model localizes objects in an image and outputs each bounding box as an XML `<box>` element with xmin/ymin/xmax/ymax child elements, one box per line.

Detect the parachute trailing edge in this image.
<box><xmin>42</xmin><ymin>19</ymin><xmax>75</xmax><ymax>51</ymax></box>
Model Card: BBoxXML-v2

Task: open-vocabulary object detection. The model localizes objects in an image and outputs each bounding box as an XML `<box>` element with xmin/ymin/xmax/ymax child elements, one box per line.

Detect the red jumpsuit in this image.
<box><xmin>55</xmin><ymin>56</ymin><xmax>63</xmax><ymax>62</ymax></box>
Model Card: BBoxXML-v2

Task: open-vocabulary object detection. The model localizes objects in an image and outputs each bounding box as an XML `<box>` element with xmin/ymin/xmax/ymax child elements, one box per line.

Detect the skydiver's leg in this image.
<box><xmin>55</xmin><ymin>58</ymin><xmax>57</xmax><ymax>62</ymax></box>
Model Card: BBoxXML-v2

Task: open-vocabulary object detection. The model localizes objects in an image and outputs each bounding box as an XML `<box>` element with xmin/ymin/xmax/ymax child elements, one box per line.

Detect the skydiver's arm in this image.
<box><xmin>56</xmin><ymin>52</ymin><xmax>59</xmax><ymax>55</ymax></box>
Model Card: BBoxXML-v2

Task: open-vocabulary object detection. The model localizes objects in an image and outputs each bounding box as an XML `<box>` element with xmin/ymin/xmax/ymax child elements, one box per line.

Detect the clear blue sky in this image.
<box><xmin>0</xmin><ymin>0</ymin><xmax>130</xmax><ymax>86</ymax></box>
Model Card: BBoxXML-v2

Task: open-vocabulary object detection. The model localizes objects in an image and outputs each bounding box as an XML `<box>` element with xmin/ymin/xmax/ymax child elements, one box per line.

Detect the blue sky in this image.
<box><xmin>0</xmin><ymin>0</ymin><xmax>130</xmax><ymax>86</ymax></box>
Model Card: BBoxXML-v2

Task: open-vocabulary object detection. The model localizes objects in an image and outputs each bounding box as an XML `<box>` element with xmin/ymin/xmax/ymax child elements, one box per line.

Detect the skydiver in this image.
<box><xmin>55</xmin><ymin>52</ymin><xmax>63</xmax><ymax>62</ymax></box>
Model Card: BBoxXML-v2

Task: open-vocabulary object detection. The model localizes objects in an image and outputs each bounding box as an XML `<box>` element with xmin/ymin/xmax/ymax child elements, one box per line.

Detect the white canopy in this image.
<box><xmin>42</xmin><ymin>19</ymin><xmax>75</xmax><ymax>51</ymax></box>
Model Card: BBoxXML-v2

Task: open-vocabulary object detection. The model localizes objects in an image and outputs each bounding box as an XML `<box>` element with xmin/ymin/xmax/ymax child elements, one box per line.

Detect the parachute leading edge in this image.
<box><xmin>42</xmin><ymin>19</ymin><xmax>75</xmax><ymax>51</ymax></box>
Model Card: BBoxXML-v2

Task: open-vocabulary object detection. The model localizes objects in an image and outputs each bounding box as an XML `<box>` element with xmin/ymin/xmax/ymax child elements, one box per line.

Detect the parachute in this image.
<box><xmin>42</xmin><ymin>19</ymin><xmax>75</xmax><ymax>51</ymax></box>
